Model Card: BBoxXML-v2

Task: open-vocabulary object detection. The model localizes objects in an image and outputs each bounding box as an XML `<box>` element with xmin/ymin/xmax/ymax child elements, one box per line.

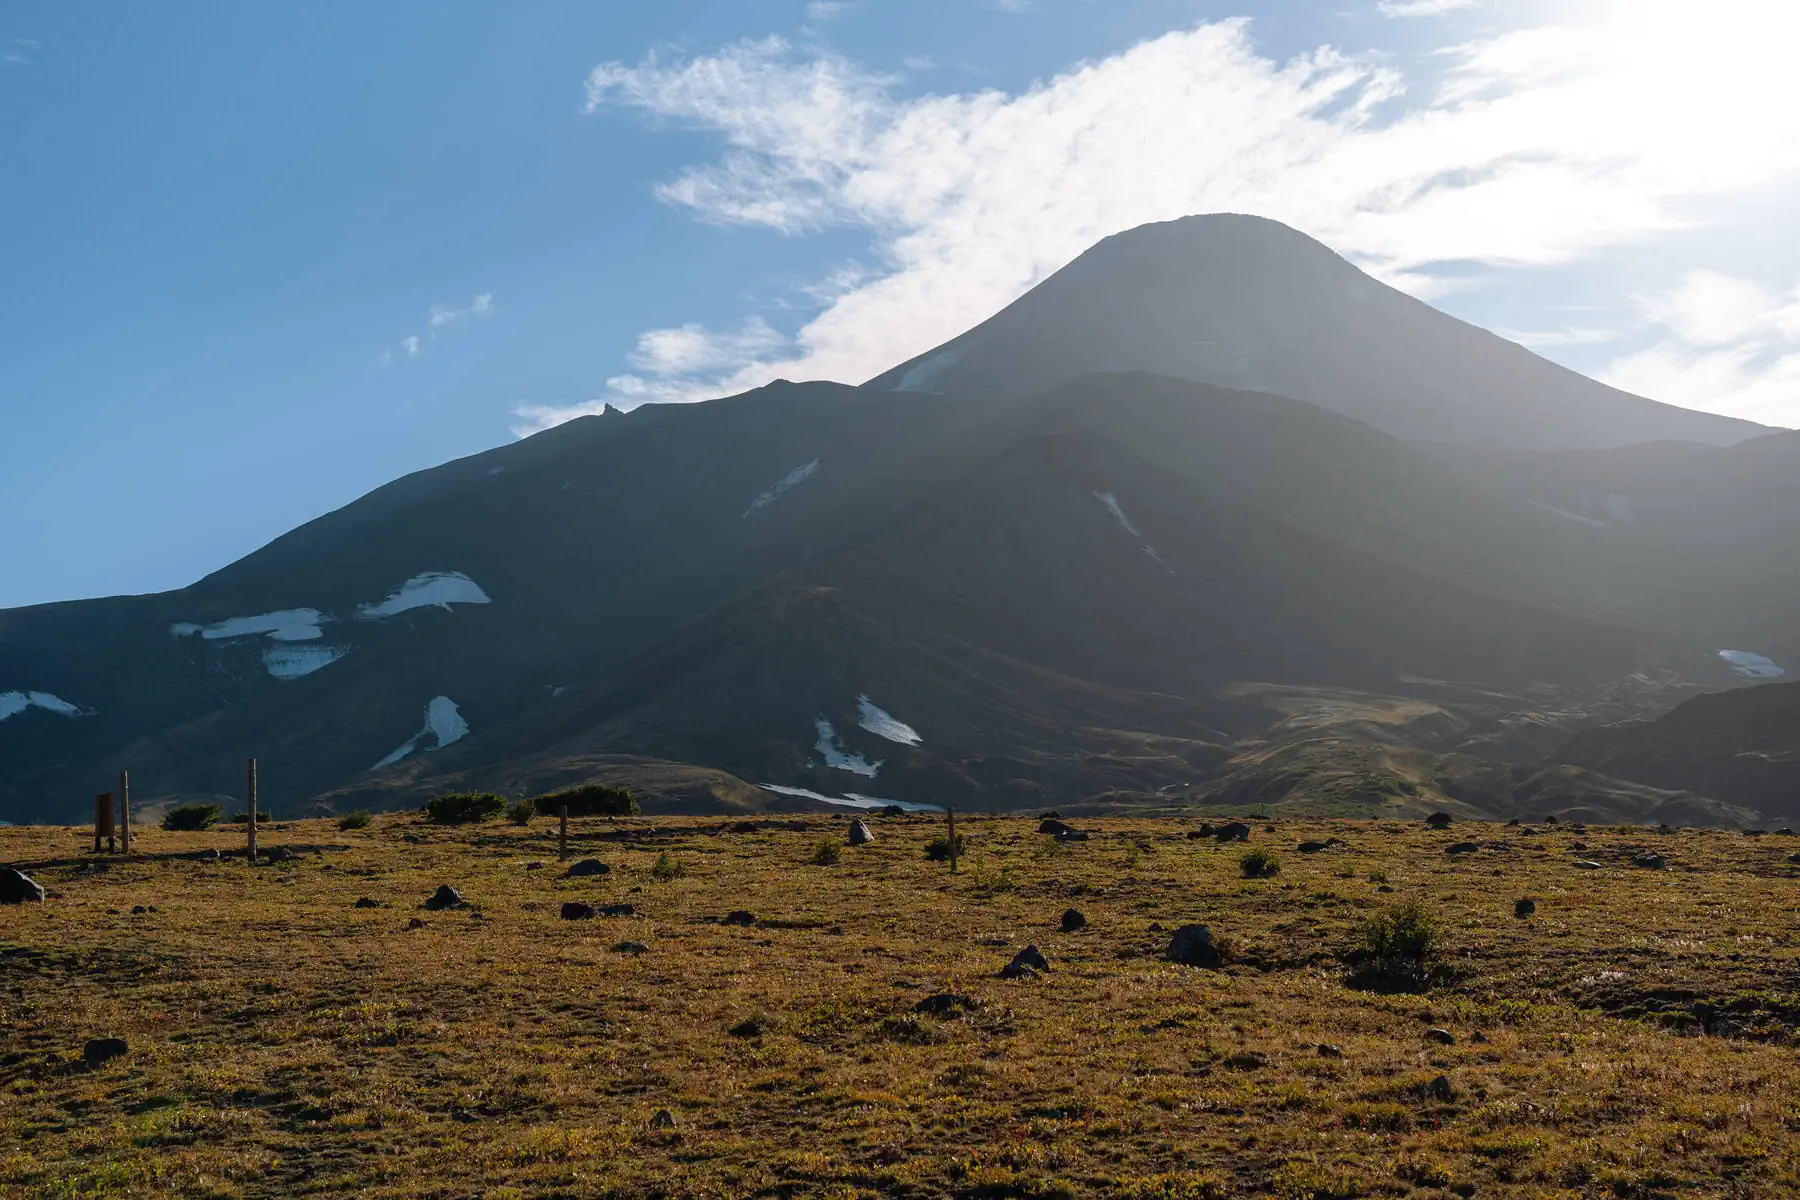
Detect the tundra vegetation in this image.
<box><xmin>4</xmin><ymin>812</ymin><xmax>1800</xmax><ymax>1198</ymax></box>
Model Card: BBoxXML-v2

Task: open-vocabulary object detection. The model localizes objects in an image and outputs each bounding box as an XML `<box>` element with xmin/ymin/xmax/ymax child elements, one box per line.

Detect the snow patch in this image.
<box><xmin>742</xmin><ymin>459</ymin><xmax>820</xmax><ymax>518</ymax></box>
<box><xmin>894</xmin><ymin>346</ymin><xmax>963</xmax><ymax>394</ymax></box>
<box><xmin>0</xmin><ymin>691</ymin><xmax>85</xmax><ymax>722</ymax></box>
<box><xmin>1093</xmin><ymin>491</ymin><xmax>1142</xmax><ymax>537</ymax></box>
<box><xmin>373</xmin><ymin>696</ymin><xmax>470</xmax><ymax>769</ymax></box>
<box><xmin>758</xmin><ymin>784</ymin><xmax>941</xmax><ymax>812</ymax></box>
<box><xmin>814</xmin><ymin>717</ymin><xmax>881</xmax><ymax>776</ymax></box>
<box><xmin>263</xmin><ymin>645</ymin><xmax>350</xmax><ymax>680</ymax></box>
<box><xmin>1719</xmin><ymin>650</ymin><xmax>1785</xmax><ymax>679</ymax></box>
<box><xmin>357</xmin><ymin>571</ymin><xmax>491</xmax><ymax>619</ymax></box>
<box><xmin>1526</xmin><ymin>500</ymin><xmax>1607</xmax><ymax>529</ymax></box>
<box><xmin>857</xmin><ymin>695</ymin><xmax>922</xmax><ymax>746</ymax></box>
<box><xmin>485</xmin><ymin>466</ymin><xmax>505</xmax><ymax>476</ymax></box>
<box><xmin>171</xmin><ymin>609</ymin><xmax>326</xmax><ymax>642</ymax></box>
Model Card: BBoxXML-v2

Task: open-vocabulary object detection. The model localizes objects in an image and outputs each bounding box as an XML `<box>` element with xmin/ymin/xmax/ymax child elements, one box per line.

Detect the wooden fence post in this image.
<box><xmin>947</xmin><ymin>806</ymin><xmax>958</xmax><ymax>875</ymax></box>
<box><xmin>94</xmin><ymin>793</ymin><xmax>114</xmax><ymax>854</ymax></box>
<box><xmin>118</xmin><ymin>770</ymin><xmax>131</xmax><ymax>855</ymax></box>
<box><xmin>559</xmin><ymin>804</ymin><xmax>569</xmax><ymax>859</ymax></box>
<box><xmin>246</xmin><ymin>758</ymin><xmax>258</xmax><ymax>864</ymax></box>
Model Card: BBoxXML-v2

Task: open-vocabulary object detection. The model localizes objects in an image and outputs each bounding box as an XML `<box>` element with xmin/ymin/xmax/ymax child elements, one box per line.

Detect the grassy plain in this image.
<box><xmin>5</xmin><ymin>812</ymin><xmax>1800</xmax><ymax>1199</ymax></box>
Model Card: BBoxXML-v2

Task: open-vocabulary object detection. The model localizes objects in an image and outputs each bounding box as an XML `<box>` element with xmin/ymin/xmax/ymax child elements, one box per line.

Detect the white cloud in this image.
<box><xmin>1377</xmin><ymin>0</ymin><xmax>1475</xmax><ymax>16</ymax></box>
<box><xmin>1601</xmin><ymin>272</ymin><xmax>1800</xmax><ymax>424</ymax></box>
<box><xmin>804</xmin><ymin>1</ymin><xmax>852</xmax><ymax>19</ymax></box>
<box><xmin>427</xmin><ymin>292</ymin><xmax>495</xmax><ymax>328</ymax></box>
<box><xmin>538</xmin><ymin>3</ymin><xmax>1800</xmax><ymax>431</ymax></box>
<box><xmin>401</xmin><ymin>336</ymin><xmax>421</xmax><ymax>358</ymax></box>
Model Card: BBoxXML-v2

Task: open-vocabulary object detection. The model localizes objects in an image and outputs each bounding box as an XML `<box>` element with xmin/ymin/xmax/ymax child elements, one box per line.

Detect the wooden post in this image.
<box><xmin>947</xmin><ymin>806</ymin><xmax>958</xmax><ymax>875</ymax></box>
<box><xmin>94</xmin><ymin>793</ymin><xmax>115</xmax><ymax>853</ymax></box>
<box><xmin>559</xmin><ymin>804</ymin><xmax>569</xmax><ymax>859</ymax></box>
<box><xmin>118</xmin><ymin>770</ymin><xmax>132</xmax><ymax>855</ymax></box>
<box><xmin>246</xmin><ymin>758</ymin><xmax>258</xmax><ymax>864</ymax></box>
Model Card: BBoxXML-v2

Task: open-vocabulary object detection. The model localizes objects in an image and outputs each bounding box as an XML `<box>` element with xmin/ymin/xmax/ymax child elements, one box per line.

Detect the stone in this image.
<box><xmin>0</xmin><ymin>866</ymin><xmax>45</xmax><ymax>904</ymax></box>
<box><xmin>354</xmin><ymin>897</ymin><xmax>381</xmax><ymax>908</ymax></box>
<box><xmin>724</xmin><ymin>910</ymin><xmax>757</xmax><ymax>926</ymax></box>
<box><xmin>1039</xmin><ymin>810</ymin><xmax>1062</xmax><ymax>820</ymax></box>
<box><xmin>402</xmin><ymin>833</ymin><xmax>423</xmax><ymax>844</ymax></box>
<box><xmin>914</xmin><ymin>993</ymin><xmax>981</xmax><ymax>1018</ymax></box>
<box><xmin>567</xmin><ymin>859</ymin><xmax>611</xmax><ymax>878</ymax></box>
<box><xmin>1573</xmin><ymin>860</ymin><xmax>1602</xmax><ymax>870</ymax></box>
<box><xmin>263</xmin><ymin>846</ymin><xmax>298</xmax><ymax>864</ymax></box>
<box><xmin>1001</xmin><ymin>944</ymin><xmax>1050</xmax><ymax>979</ymax></box>
<box><xmin>1425</xmin><ymin>812</ymin><xmax>1454</xmax><ymax>830</ymax></box>
<box><xmin>1634</xmin><ymin>853</ymin><xmax>1667</xmax><ymax>870</ymax></box>
<box><xmin>1165</xmin><ymin>924</ymin><xmax>1222</xmax><ymax>968</ymax></box>
<box><xmin>561</xmin><ymin>902</ymin><xmax>597</xmax><ymax>920</ymax></box>
<box><xmin>1777</xmin><ymin>828</ymin><xmax>1797</xmax><ymax>836</ymax></box>
<box><xmin>1424</xmin><ymin>1027</ymin><xmax>1455</xmax><ymax>1045</ymax></box>
<box><xmin>1060</xmin><ymin>908</ymin><xmax>1087</xmax><ymax>933</ymax></box>
<box><xmin>525</xmin><ymin>862</ymin><xmax>544</xmax><ymax>871</ymax></box>
<box><xmin>599</xmin><ymin>903</ymin><xmax>636</xmax><ymax>917</ymax></box>
<box><xmin>649</xmin><ymin>1109</ymin><xmax>677</xmax><ymax>1130</ymax></box>
<box><xmin>131</xmin><ymin>905</ymin><xmax>149</xmax><ymax>915</ymax></box>
<box><xmin>1545</xmin><ymin>815</ymin><xmax>1560</xmax><ymax>824</ymax></box>
<box><xmin>1213</xmin><ymin>822</ymin><xmax>1251</xmax><ymax>843</ymax></box>
<box><xmin>848</xmin><ymin>820</ymin><xmax>876</xmax><ymax>846</ymax></box>
<box><xmin>1446</xmin><ymin>842</ymin><xmax>1480</xmax><ymax>855</ymax></box>
<box><xmin>880</xmin><ymin>805</ymin><xmax>906</xmax><ymax>817</ymax></box>
<box><xmin>1297</xmin><ymin>841</ymin><xmax>1328</xmax><ymax>854</ymax></box>
<box><xmin>1377</xmin><ymin>884</ymin><xmax>1395</xmax><ymax>893</ymax></box>
<box><xmin>1514</xmin><ymin>898</ymin><xmax>1536</xmax><ymax>919</ymax></box>
<box><xmin>407</xmin><ymin>917</ymin><xmax>427</xmax><ymax>929</ymax></box>
<box><xmin>1038</xmin><ymin>818</ymin><xmax>1075</xmax><ymax>836</ymax></box>
<box><xmin>82</xmin><ymin>1038</ymin><xmax>128</xmax><ymax>1068</ymax></box>
<box><xmin>1316</xmin><ymin>1043</ymin><xmax>1344</xmax><ymax>1058</ymax></box>
<box><xmin>1426</xmin><ymin>1075</ymin><xmax>1454</xmax><ymax>1102</ymax></box>
<box><xmin>424</xmin><ymin>885</ymin><xmax>467</xmax><ymax>910</ymax></box>
<box><xmin>1787</xmin><ymin>852</ymin><xmax>1800</xmax><ymax>865</ymax></box>
<box><xmin>1571</xmin><ymin>840</ymin><xmax>1589</xmax><ymax>851</ymax></box>
<box><xmin>613</xmin><ymin>941</ymin><xmax>649</xmax><ymax>954</ymax></box>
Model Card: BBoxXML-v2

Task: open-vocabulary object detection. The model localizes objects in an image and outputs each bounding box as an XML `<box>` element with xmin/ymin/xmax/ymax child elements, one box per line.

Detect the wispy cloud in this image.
<box><xmin>804</xmin><ymin>1</ymin><xmax>852</xmax><ymax>19</ymax></box>
<box><xmin>3</xmin><ymin>36</ymin><xmax>39</xmax><ymax>66</ymax></box>
<box><xmin>1376</xmin><ymin>0</ymin><xmax>1475</xmax><ymax>17</ymax></box>
<box><xmin>383</xmin><ymin>293</ymin><xmax>493</xmax><ymax>365</ymax></box>
<box><xmin>538</xmin><ymin>3</ymin><xmax>1800</xmax><ymax>430</ymax></box>
<box><xmin>401</xmin><ymin>336</ymin><xmax>421</xmax><ymax>358</ymax></box>
<box><xmin>1601</xmin><ymin>271</ymin><xmax>1800</xmax><ymax>424</ymax></box>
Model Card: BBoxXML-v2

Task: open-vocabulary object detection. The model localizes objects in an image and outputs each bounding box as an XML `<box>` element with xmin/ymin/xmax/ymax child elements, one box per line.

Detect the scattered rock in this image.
<box><xmin>914</xmin><ymin>993</ymin><xmax>982</xmax><ymax>1017</ymax></box>
<box><xmin>131</xmin><ymin>905</ymin><xmax>149</xmax><ymax>915</ymax></box>
<box><xmin>1316</xmin><ymin>1043</ymin><xmax>1343</xmax><ymax>1058</ymax></box>
<box><xmin>424</xmin><ymin>885</ymin><xmax>467</xmax><ymax>911</ymax></box>
<box><xmin>1424</xmin><ymin>1028</ymin><xmax>1455</xmax><ymax>1045</ymax></box>
<box><xmin>198</xmin><ymin>849</ymin><xmax>221</xmax><ymax>862</ymax></box>
<box><xmin>525</xmin><ymin>862</ymin><xmax>544</xmax><ymax>870</ymax></box>
<box><xmin>1572</xmin><ymin>860</ymin><xmax>1602</xmax><ymax>870</ymax></box>
<box><xmin>724</xmin><ymin>910</ymin><xmax>757</xmax><ymax>927</ymax></box>
<box><xmin>567</xmin><ymin>859</ymin><xmax>611</xmax><ymax>878</ymax></box>
<box><xmin>1001</xmin><ymin>944</ymin><xmax>1050</xmax><ymax>979</ymax></box>
<box><xmin>1514</xmin><ymin>898</ymin><xmax>1536</xmax><ymax>919</ymax></box>
<box><xmin>599</xmin><ymin>903</ymin><xmax>636</xmax><ymax>917</ymax></box>
<box><xmin>613</xmin><ymin>941</ymin><xmax>649</xmax><ymax>954</ymax></box>
<box><xmin>1223</xmin><ymin>1052</ymin><xmax>1268</xmax><ymax>1071</ymax></box>
<box><xmin>406</xmin><ymin>917</ymin><xmax>427</xmax><ymax>929</ymax></box>
<box><xmin>82</xmin><ymin>1038</ymin><xmax>128</xmax><ymax>1068</ymax></box>
<box><xmin>1038</xmin><ymin>818</ymin><xmax>1076</xmax><ymax>836</ymax></box>
<box><xmin>1185</xmin><ymin>829</ymin><xmax>1211</xmax><ymax>840</ymax></box>
<box><xmin>1213</xmin><ymin>822</ymin><xmax>1251</xmax><ymax>843</ymax></box>
<box><xmin>1545</xmin><ymin>815</ymin><xmax>1560</xmax><ymax>824</ymax></box>
<box><xmin>561</xmin><ymin>902</ymin><xmax>597</xmax><ymax>920</ymax></box>
<box><xmin>1165</xmin><ymin>924</ymin><xmax>1222</xmax><ymax>968</ymax></box>
<box><xmin>1039</xmin><ymin>810</ymin><xmax>1062</xmax><ymax>820</ymax></box>
<box><xmin>1377</xmin><ymin>884</ymin><xmax>1395</xmax><ymax>893</ymax></box>
<box><xmin>880</xmin><ymin>805</ymin><xmax>906</xmax><ymax>817</ymax></box>
<box><xmin>354</xmin><ymin>897</ymin><xmax>382</xmax><ymax>909</ymax></box>
<box><xmin>0</xmin><ymin>866</ymin><xmax>45</xmax><ymax>904</ymax></box>
<box><xmin>402</xmin><ymin>833</ymin><xmax>423</xmax><ymax>844</ymax></box>
<box><xmin>848</xmin><ymin>820</ymin><xmax>876</xmax><ymax>846</ymax></box>
<box><xmin>1787</xmin><ymin>852</ymin><xmax>1800</xmax><ymax>865</ymax></box>
<box><xmin>1325</xmin><ymin>837</ymin><xmax>1348</xmax><ymax>848</ymax></box>
<box><xmin>1059</xmin><ymin>908</ymin><xmax>1087</xmax><ymax>933</ymax></box>
<box><xmin>262</xmin><ymin>846</ymin><xmax>298</xmax><ymax>864</ymax></box>
<box><xmin>649</xmin><ymin>1109</ymin><xmax>677</xmax><ymax>1130</ymax></box>
<box><xmin>1425</xmin><ymin>812</ymin><xmax>1454</xmax><ymax>830</ymax></box>
<box><xmin>1297</xmin><ymin>841</ymin><xmax>1328</xmax><ymax>854</ymax></box>
<box><xmin>1426</xmin><ymin>1075</ymin><xmax>1455</xmax><ymax>1102</ymax></box>
<box><xmin>1571</xmin><ymin>840</ymin><xmax>1589</xmax><ymax>851</ymax></box>
<box><xmin>1634</xmin><ymin>854</ymin><xmax>1667</xmax><ymax>870</ymax></box>
<box><xmin>1471</xmin><ymin>1031</ymin><xmax>1490</xmax><ymax>1044</ymax></box>
<box><xmin>1446</xmin><ymin>842</ymin><xmax>1480</xmax><ymax>855</ymax></box>
<box><xmin>1776</xmin><ymin>828</ymin><xmax>1796</xmax><ymax>836</ymax></box>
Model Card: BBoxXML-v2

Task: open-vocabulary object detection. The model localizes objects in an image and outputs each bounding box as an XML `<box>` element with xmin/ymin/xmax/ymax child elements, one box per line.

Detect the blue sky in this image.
<box><xmin>4</xmin><ymin>0</ymin><xmax>1798</xmax><ymax>609</ymax></box>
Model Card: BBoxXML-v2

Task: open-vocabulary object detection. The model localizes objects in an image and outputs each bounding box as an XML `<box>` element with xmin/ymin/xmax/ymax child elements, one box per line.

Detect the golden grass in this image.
<box><xmin>5</xmin><ymin>813</ymin><xmax>1800</xmax><ymax>1198</ymax></box>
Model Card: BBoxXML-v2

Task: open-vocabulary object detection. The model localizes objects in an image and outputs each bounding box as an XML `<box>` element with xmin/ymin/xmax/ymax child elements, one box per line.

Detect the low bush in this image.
<box><xmin>337</xmin><ymin>810</ymin><xmax>372</xmax><ymax>831</ymax></box>
<box><xmin>162</xmin><ymin>803</ymin><xmax>220</xmax><ymax>832</ymax></box>
<box><xmin>1240</xmin><ymin>848</ymin><xmax>1282</xmax><ymax>878</ymax></box>
<box><xmin>1346</xmin><ymin>899</ymin><xmax>1444</xmax><ymax>992</ymax></box>
<box><xmin>808</xmin><ymin>838</ymin><xmax>842</xmax><ymax>866</ymax></box>
<box><xmin>924</xmin><ymin>833</ymin><xmax>968</xmax><ymax>862</ymax></box>
<box><xmin>424</xmin><ymin>792</ymin><xmax>506</xmax><ymax>826</ymax></box>
<box><xmin>650</xmin><ymin>852</ymin><xmax>684</xmax><ymax>881</ymax></box>
<box><xmin>506</xmin><ymin>799</ymin><xmax>536</xmax><ymax>826</ymax></box>
<box><xmin>532</xmin><ymin>784</ymin><xmax>639</xmax><ymax>818</ymax></box>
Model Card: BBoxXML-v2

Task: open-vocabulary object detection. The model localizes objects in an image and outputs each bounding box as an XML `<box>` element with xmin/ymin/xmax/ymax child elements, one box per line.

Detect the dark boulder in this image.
<box><xmin>1446</xmin><ymin>842</ymin><xmax>1480</xmax><ymax>855</ymax></box>
<box><xmin>599</xmin><ymin>903</ymin><xmax>637</xmax><ymax>917</ymax></box>
<box><xmin>724</xmin><ymin>910</ymin><xmax>757</xmax><ymax>926</ymax></box>
<box><xmin>1297</xmin><ymin>841</ymin><xmax>1328</xmax><ymax>854</ymax></box>
<box><xmin>82</xmin><ymin>1038</ymin><xmax>129</xmax><ymax>1068</ymax></box>
<box><xmin>0</xmin><ymin>867</ymin><xmax>45</xmax><ymax>904</ymax></box>
<box><xmin>566</xmin><ymin>859</ymin><xmax>611</xmax><ymax>878</ymax></box>
<box><xmin>1213</xmin><ymin>822</ymin><xmax>1251</xmax><ymax>843</ymax></box>
<box><xmin>1001</xmin><ymin>944</ymin><xmax>1050</xmax><ymax>978</ymax></box>
<box><xmin>1165</xmin><ymin>924</ymin><xmax>1222</xmax><ymax>968</ymax></box>
<box><xmin>1060</xmin><ymin>908</ymin><xmax>1087</xmax><ymax>933</ymax></box>
<box><xmin>561</xmin><ymin>902</ymin><xmax>597</xmax><ymax>920</ymax></box>
<box><xmin>1425</xmin><ymin>812</ymin><xmax>1453</xmax><ymax>830</ymax></box>
<box><xmin>353</xmin><ymin>897</ymin><xmax>382</xmax><ymax>909</ymax></box>
<box><xmin>1424</xmin><ymin>1027</ymin><xmax>1455</xmax><ymax>1045</ymax></box>
<box><xmin>914</xmin><ymin>993</ymin><xmax>982</xmax><ymax>1018</ymax></box>
<box><xmin>423</xmin><ymin>885</ymin><xmax>467</xmax><ymax>910</ymax></box>
<box><xmin>613</xmin><ymin>941</ymin><xmax>649</xmax><ymax>954</ymax></box>
<box><xmin>1633</xmin><ymin>853</ymin><xmax>1667</xmax><ymax>870</ymax></box>
<box><xmin>1514</xmin><ymin>898</ymin><xmax>1536</xmax><ymax>919</ymax></box>
<box><xmin>848</xmin><ymin>820</ymin><xmax>876</xmax><ymax>846</ymax></box>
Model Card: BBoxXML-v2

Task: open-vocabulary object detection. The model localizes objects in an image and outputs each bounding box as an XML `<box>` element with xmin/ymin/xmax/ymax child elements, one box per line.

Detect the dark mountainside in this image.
<box><xmin>869</xmin><ymin>214</ymin><xmax>1766</xmax><ymax>451</ymax></box>
<box><xmin>2</xmin><ymin>215</ymin><xmax>1788</xmax><ymax>826</ymax></box>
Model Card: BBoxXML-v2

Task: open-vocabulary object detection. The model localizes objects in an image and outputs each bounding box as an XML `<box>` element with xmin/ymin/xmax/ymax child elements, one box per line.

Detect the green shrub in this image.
<box><xmin>532</xmin><ymin>784</ymin><xmax>639</xmax><ymax>818</ymax></box>
<box><xmin>162</xmin><ymin>804</ymin><xmax>220</xmax><ymax>832</ymax></box>
<box><xmin>808</xmin><ymin>838</ymin><xmax>842</xmax><ymax>866</ymax></box>
<box><xmin>506</xmin><ymin>799</ymin><xmax>536</xmax><ymax>826</ymax></box>
<box><xmin>924</xmin><ymin>833</ymin><xmax>968</xmax><ymax>862</ymax></box>
<box><xmin>1240</xmin><ymin>848</ymin><xmax>1281</xmax><ymax>878</ymax></box>
<box><xmin>1346</xmin><ymin>899</ymin><xmax>1443</xmax><ymax>992</ymax></box>
<box><xmin>337</xmin><ymin>810</ymin><xmax>372</xmax><ymax>831</ymax></box>
<box><xmin>227</xmin><ymin>811</ymin><xmax>267</xmax><ymax>824</ymax></box>
<box><xmin>424</xmin><ymin>792</ymin><xmax>506</xmax><ymax>826</ymax></box>
<box><xmin>650</xmin><ymin>852</ymin><xmax>684</xmax><ymax>881</ymax></box>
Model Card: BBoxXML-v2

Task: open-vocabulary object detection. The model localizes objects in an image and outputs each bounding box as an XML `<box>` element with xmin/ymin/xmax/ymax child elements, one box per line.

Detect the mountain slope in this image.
<box><xmin>869</xmin><ymin>214</ymin><xmax>1767</xmax><ymax>451</ymax></box>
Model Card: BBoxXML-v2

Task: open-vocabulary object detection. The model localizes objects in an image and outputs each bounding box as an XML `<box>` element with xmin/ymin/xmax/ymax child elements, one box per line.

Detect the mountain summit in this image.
<box><xmin>868</xmin><ymin>214</ymin><xmax>1766</xmax><ymax>451</ymax></box>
